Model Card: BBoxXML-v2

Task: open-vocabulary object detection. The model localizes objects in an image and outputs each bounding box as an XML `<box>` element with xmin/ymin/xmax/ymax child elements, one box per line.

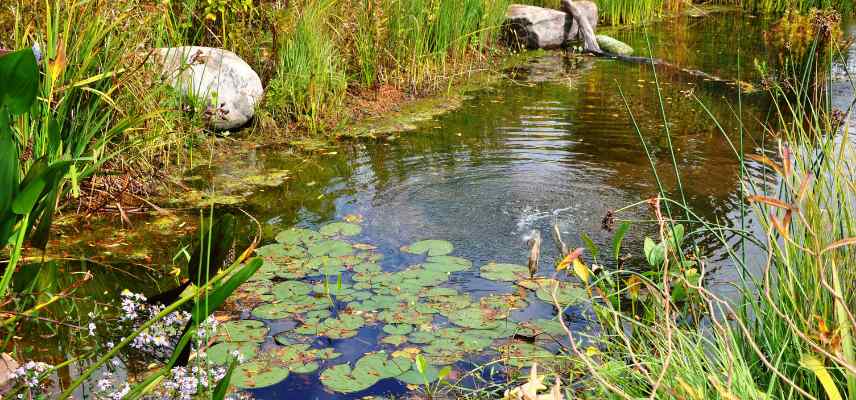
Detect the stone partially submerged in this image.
<box><xmin>503</xmin><ymin>1</ymin><xmax>598</xmax><ymax>50</ymax></box>
<box><xmin>154</xmin><ymin>46</ymin><xmax>263</xmax><ymax>130</ymax></box>
<box><xmin>596</xmin><ymin>34</ymin><xmax>634</xmax><ymax>56</ymax></box>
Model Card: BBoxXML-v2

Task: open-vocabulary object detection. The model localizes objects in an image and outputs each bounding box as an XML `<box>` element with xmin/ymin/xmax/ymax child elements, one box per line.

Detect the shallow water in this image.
<box><xmin>14</xmin><ymin>11</ymin><xmax>856</xmax><ymax>399</ymax></box>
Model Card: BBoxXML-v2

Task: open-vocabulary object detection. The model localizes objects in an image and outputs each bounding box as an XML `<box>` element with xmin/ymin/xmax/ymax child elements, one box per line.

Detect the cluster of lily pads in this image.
<box><xmin>210</xmin><ymin>220</ymin><xmax>587</xmax><ymax>393</ymax></box>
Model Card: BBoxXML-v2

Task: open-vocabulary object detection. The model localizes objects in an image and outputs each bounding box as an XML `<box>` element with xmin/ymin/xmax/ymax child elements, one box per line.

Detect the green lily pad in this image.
<box><xmin>383</xmin><ymin>324</ymin><xmax>413</xmax><ymax>335</ymax></box>
<box><xmin>251</xmin><ymin>303</ymin><xmax>293</xmax><ymax>320</ymax></box>
<box><xmin>256</xmin><ymin>243</ymin><xmax>306</xmax><ymax>259</ymax></box>
<box><xmin>446</xmin><ymin>307</ymin><xmax>501</xmax><ymax>330</ymax></box>
<box><xmin>320</xmin><ymin>222</ymin><xmax>362</xmax><ymax>237</ymax></box>
<box><xmin>479</xmin><ymin>263</ymin><xmax>529</xmax><ymax>282</ymax></box>
<box><xmin>308</xmin><ymin>240</ymin><xmax>354</xmax><ymax>257</ymax></box>
<box><xmin>355</xmin><ymin>351</ymin><xmax>412</xmax><ymax>379</ymax></box>
<box><xmin>423</xmin><ymin>287</ymin><xmax>459</xmax><ymax>297</ymax></box>
<box><xmin>207</xmin><ymin>342</ymin><xmax>258</xmax><ymax>365</ymax></box>
<box><xmin>396</xmin><ymin>365</ymin><xmax>442</xmax><ymax>385</ymax></box>
<box><xmin>497</xmin><ymin>342</ymin><xmax>554</xmax><ymax>368</ymax></box>
<box><xmin>320</xmin><ymin>364</ymin><xmax>378</xmax><ymax>394</ymax></box>
<box><xmin>216</xmin><ymin>320</ymin><xmax>268</xmax><ymax>342</ymax></box>
<box><xmin>273</xmin><ymin>343</ymin><xmax>341</xmax><ymax>374</ymax></box>
<box><xmin>402</xmin><ymin>240</ymin><xmax>454</xmax><ymax>256</ymax></box>
<box><xmin>272</xmin><ymin>281</ymin><xmax>313</xmax><ymax>300</ymax></box>
<box><xmin>423</xmin><ymin>256</ymin><xmax>472</xmax><ymax>273</ymax></box>
<box><xmin>382</xmin><ymin>335</ymin><xmax>408</xmax><ymax>346</ymax></box>
<box><xmin>408</xmin><ymin>330</ymin><xmax>435</xmax><ymax>344</ymax></box>
<box><xmin>295</xmin><ymin>314</ymin><xmax>365</xmax><ymax>339</ymax></box>
<box><xmin>232</xmin><ymin>361</ymin><xmax>290</xmax><ymax>388</ymax></box>
<box><xmin>275</xmin><ymin>228</ymin><xmax>322</xmax><ymax>246</ymax></box>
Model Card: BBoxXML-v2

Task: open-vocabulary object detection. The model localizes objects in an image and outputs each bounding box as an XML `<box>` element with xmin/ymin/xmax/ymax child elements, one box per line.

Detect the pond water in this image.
<box><xmin>14</xmin><ymin>10</ymin><xmax>856</xmax><ymax>400</ymax></box>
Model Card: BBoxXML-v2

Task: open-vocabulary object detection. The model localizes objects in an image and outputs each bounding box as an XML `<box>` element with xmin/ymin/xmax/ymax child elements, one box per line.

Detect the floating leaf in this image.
<box><xmin>446</xmin><ymin>307</ymin><xmax>501</xmax><ymax>330</ymax></box>
<box><xmin>396</xmin><ymin>364</ymin><xmax>442</xmax><ymax>385</ymax></box>
<box><xmin>402</xmin><ymin>240</ymin><xmax>454</xmax><ymax>256</ymax></box>
<box><xmin>216</xmin><ymin>320</ymin><xmax>268</xmax><ymax>343</ymax></box>
<box><xmin>275</xmin><ymin>228</ymin><xmax>322</xmax><ymax>246</ymax></box>
<box><xmin>207</xmin><ymin>342</ymin><xmax>258</xmax><ymax>365</ymax></box>
<box><xmin>383</xmin><ymin>324</ymin><xmax>413</xmax><ymax>335</ymax></box>
<box><xmin>423</xmin><ymin>256</ymin><xmax>471</xmax><ymax>273</ymax></box>
<box><xmin>533</xmin><ymin>280</ymin><xmax>587</xmax><ymax>306</ymax></box>
<box><xmin>272</xmin><ymin>281</ymin><xmax>312</xmax><ymax>300</ymax></box>
<box><xmin>382</xmin><ymin>335</ymin><xmax>408</xmax><ymax>346</ymax></box>
<box><xmin>320</xmin><ymin>364</ymin><xmax>377</xmax><ymax>394</ymax></box>
<box><xmin>320</xmin><ymin>222</ymin><xmax>362</xmax><ymax>237</ymax></box>
<box><xmin>308</xmin><ymin>240</ymin><xmax>354</xmax><ymax>257</ymax></box>
<box><xmin>251</xmin><ymin>303</ymin><xmax>293</xmax><ymax>320</ymax></box>
<box><xmin>231</xmin><ymin>361</ymin><xmax>290</xmax><ymax>389</ymax></box>
<box><xmin>355</xmin><ymin>351</ymin><xmax>412</xmax><ymax>379</ymax></box>
<box><xmin>480</xmin><ymin>263</ymin><xmax>529</xmax><ymax>282</ymax></box>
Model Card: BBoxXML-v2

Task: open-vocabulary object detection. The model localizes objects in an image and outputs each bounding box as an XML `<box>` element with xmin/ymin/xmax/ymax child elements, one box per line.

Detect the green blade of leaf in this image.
<box><xmin>213</xmin><ymin>358</ymin><xmax>239</xmax><ymax>400</ymax></box>
<box><xmin>580</xmin><ymin>232</ymin><xmax>599</xmax><ymax>261</ymax></box>
<box><xmin>192</xmin><ymin>257</ymin><xmax>263</xmax><ymax>323</ymax></box>
<box><xmin>0</xmin><ymin>113</ymin><xmax>18</xmax><ymax>216</ymax></box>
<box><xmin>800</xmin><ymin>355</ymin><xmax>842</xmax><ymax>400</ymax></box>
<box><xmin>611</xmin><ymin>222</ymin><xmax>630</xmax><ymax>260</ymax></box>
<box><xmin>12</xmin><ymin>178</ymin><xmax>45</xmax><ymax>215</ymax></box>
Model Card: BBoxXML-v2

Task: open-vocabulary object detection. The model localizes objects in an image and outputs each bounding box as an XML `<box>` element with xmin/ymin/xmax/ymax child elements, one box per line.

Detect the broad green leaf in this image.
<box><xmin>479</xmin><ymin>263</ymin><xmax>529</xmax><ymax>282</ymax></box>
<box><xmin>0</xmin><ymin>48</ymin><xmax>39</xmax><ymax>115</ymax></box>
<box><xmin>207</xmin><ymin>342</ymin><xmax>258</xmax><ymax>365</ymax></box>
<box><xmin>612</xmin><ymin>222</ymin><xmax>630</xmax><ymax>260</ymax></box>
<box><xmin>644</xmin><ymin>237</ymin><xmax>664</xmax><ymax>267</ymax></box>
<box><xmin>0</xmin><ymin>113</ymin><xmax>18</xmax><ymax>216</ymax></box>
<box><xmin>232</xmin><ymin>361</ymin><xmax>290</xmax><ymax>389</ymax></box>
<box><xmin>402</xmin><ymin>240</ymin><xmax>454</xmax><ymax>256</ymax></box>
<box><xmin>319</xmin><ymin>222</ymin><xmax>362</xmax><ymax>237</ymax></box>
<box><xmin>216</xmin><ymin>320</ymin><xmax>268</xmax><ymax>342</ymax></box>
<box><xmin>12</xmin><ymin>178</ymin><xmax>45</xmax><ymax>215</ymax></box>
<box><xmin>580</xmin><ymin>232</ymin><xmax>599</xmax><ymax>260</ymax></box>
<box><xmin>212</xmin><ymin>358</ymin><xmax>237</xmax><ymax>400</ymax></box>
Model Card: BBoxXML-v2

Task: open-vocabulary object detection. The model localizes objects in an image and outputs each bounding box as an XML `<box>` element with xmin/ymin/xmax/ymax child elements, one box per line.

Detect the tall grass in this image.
<box><xmin>743</xmin><ymin>0</ymin><xmax>855</xmax><ymax>14</ymax></box>
<box><xmin>550</xmin><ymin>31</ymin><xmax>856</xmax><ymax>400</ymax></box>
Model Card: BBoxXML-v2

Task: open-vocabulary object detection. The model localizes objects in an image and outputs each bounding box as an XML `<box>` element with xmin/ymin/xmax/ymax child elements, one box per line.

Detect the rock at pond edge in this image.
<box><xmin>154</xmin><ymin>46</ymin><xmax>263</xmax><ymax>130</ymax></box>
<box><xmin>503</xmin><ymin>2</ymin><xmax>598</xmax><ymax>50</ymax></box>
<box><xmin>596</xmin><ymin>34</ymin><xmax>634</xmax><ymax>56</ymax></box>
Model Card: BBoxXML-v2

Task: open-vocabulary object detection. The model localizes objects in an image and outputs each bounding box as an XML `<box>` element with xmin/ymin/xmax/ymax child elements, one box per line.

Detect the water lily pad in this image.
<box><xmin>320</xmin><ymin>364</ymin><xmax>377</xmax><ymax>394</ymax></box>
<box><xmin>383</xmin><ymin>324</ymin><xmax>413</xmax><ymax>335</ymax></box>
<box><xmin>382</xmin><ymin>335</ymin><xmax>408</xmax><ymax>346</ymax></box>
<box><xmin>295</xmin><ymin>314</ymin><xmax>365</xmax><ymax>339</ymax></box>
<box><xmin>272</xmin><ymin>281</ymin><xmax>313</xmax><ymax>300</ymax></box>
<box><xmin>320</xmin><ymin>222</ymin><xmax>362</xmax><ymax>237</ymax></box>
<box><xmin>423</xmin><ymin>256</ymin><xmax>472</xmax><ymax>273</ymax></box>
<box><xmin>207</xmin><ymin>342</ymin><xmax>258</xmax><ymax>365</ymax></box>
<box><xmin>232</xmin><ymin>361</ymin><xmax>290</xmax><ymax>388</ymax></box>
<box><xmin>276</xmin><ymin>228</ymin><xmax>322</xmax><ymax>246</ymax></box>
<box><xmin>308</xmin><ymin>240</ymin><xmax>354</xmax><ymax>257</ymax></box>
<box><xmin>446</xmin><ymin>307</ymin><xmax>501</xmax><ymax>330</ymax></box>
<box><xmin>402</xmin><ymin>240</ymin><xmax>454</xmax><ymax>256</ymax></box>
<box><xmin>396</xmin><ymin>365</ymin><xmax>442</xmax><ymax>385</ymax></box>
<box><xmin>216</xmin><ymin>320</ymin><xmax>268</xmax><ymax>342</ymax></box>
<box><xmin>355</xmin><ymin>351</ymin><xmax>412</xmax><ymax>379</ymax></box>
<box><xmin>423</xmin><ymin>287</ymin><xmax>459</xmax><ymax>297</ymax></box>
<box><xmin>251</xmin><ymin>303</ymin><xmax>293</xmax><ymax>320</ymax></box>
<box><xmin>273</xmin><ymin>343</ymin><xmax>341</xmax><ymax>374</ymax></box>
<box><xmin>256</xmin><ymin>243</ymin><xmax>306</xmax><ymax>259</ymax></box>
<box><xmin>408</xmin><ymin>331</ymin><xmax>436</xmax><ymax>344</ymax></box>
<box><xmin>480</xmin><ymin>263</ymin><xmax>529</xmax><ymax>282</ymax></box>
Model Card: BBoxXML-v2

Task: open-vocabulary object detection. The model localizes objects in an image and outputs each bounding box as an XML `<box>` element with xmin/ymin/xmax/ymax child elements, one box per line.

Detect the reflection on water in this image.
<box><xmin>14</xmin><ymin>11</ymin><xmax>856</xmax><ymax>400</ymax></box>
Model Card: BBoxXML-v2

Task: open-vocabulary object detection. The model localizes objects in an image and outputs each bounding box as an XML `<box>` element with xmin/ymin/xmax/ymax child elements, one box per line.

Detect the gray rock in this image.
<box><xmin>155</xmin><ymin>46</ymin><xmax>263</xmax><ymax>130</ymax></box>
<box><xmin>503</xmin><ymin>2</ymin><xmax>598</xmax><ymax>50</ymax></box>
<box><xmin>596</xmin><ymin>34</ymin><xmax>634</xmax><ymax>55</ymax></box>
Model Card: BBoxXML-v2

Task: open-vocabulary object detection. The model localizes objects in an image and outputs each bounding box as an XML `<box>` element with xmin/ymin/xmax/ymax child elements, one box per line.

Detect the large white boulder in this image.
<box><xmin>503</xmin><ymin>2</ymin><xmax>598</xmax><ymax>50</ymax></box>
<box><xmin>155</xmin><ymin>46</ymin><xmax>263</xmax><ymax>130</ymax></box>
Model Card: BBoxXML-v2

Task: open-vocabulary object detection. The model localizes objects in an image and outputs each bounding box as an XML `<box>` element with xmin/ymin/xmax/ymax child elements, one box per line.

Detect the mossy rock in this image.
<box><xmin>401</xmin><ymin>240</ymin><xmax>454</xmax><ymax>256</ymax></box>
<box><xmin>480</xmin><ymin>263</ymin><xmax>529</xmax><ymax>282</ymax></box>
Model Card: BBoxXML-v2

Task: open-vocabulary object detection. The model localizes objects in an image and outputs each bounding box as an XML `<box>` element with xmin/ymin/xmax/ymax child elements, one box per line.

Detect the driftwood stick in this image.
<box><xmin>527</xmin><ymin>230</ymin><xmax>542</xmax><ymax>278</ymax></box>
<box><xmin>552</xmin><ymin>219</ymin><xmax>568</xmax><ymax>257</ymax></box>
<box><xmin>561</xmin><ymin>0</ymin><xmax>601</xmax><ymax>53</ymax></box>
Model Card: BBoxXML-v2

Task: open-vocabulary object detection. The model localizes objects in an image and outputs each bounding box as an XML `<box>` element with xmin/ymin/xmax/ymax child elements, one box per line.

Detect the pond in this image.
<box><xmin>15</xmin><ymin>10</ymin><xmax>856</xmax><ymax>399</ymax></box>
